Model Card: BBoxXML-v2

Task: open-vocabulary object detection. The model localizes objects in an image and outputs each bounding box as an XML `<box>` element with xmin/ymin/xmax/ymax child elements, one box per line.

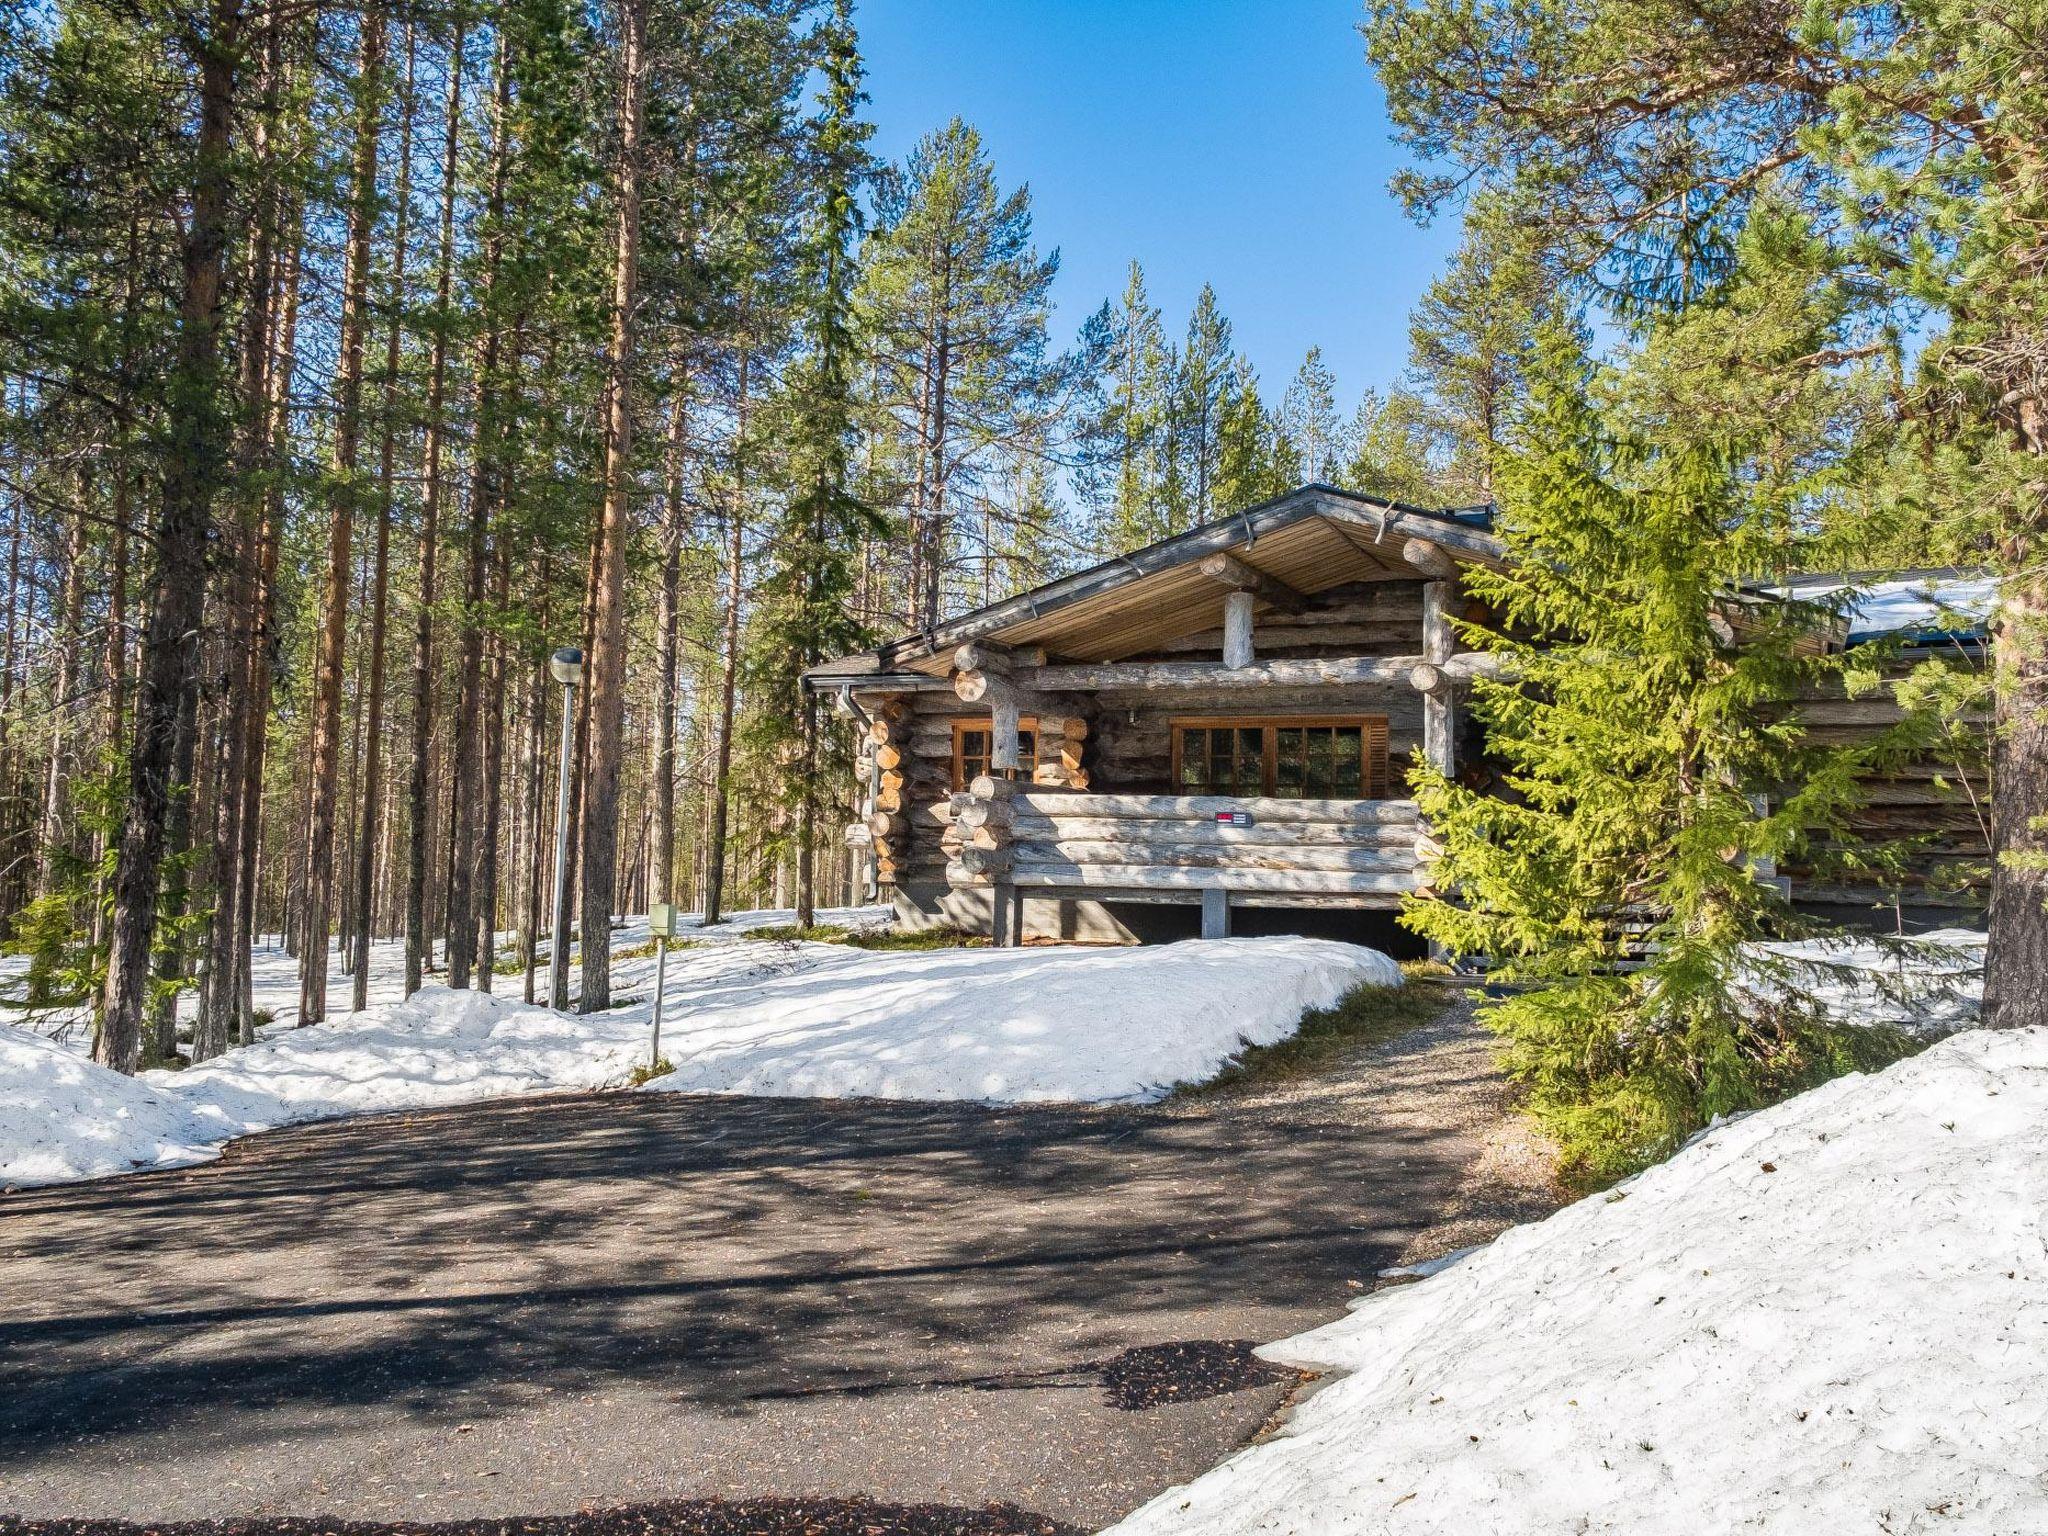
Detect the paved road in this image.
<box><xmin>0</xmin><ymin>1010</ymin><xmax>1525</xmax><ymax>1531</ymax></box>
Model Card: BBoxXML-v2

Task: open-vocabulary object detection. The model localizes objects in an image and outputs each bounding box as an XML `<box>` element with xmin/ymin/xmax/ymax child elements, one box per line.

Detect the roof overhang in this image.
<box><xmin>805</xmin><ymin>484</ymin><xmax>1505</xmax><ymax>690</ymax></box>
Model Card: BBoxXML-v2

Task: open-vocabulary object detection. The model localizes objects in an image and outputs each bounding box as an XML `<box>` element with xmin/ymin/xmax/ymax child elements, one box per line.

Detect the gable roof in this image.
<box><xmin>806</xmin><ymin>484</ymin><xmax>1508</xmax><ymax>688</ymax></box>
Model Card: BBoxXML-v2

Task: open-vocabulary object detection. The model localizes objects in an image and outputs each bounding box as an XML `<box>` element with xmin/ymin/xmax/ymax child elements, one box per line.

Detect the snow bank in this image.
<box><xmin>1</xmin><ymin>935</ymin><xmax>1397</xmax><ymax>1188</ymax></box>
<box><xmin>1743</xmin><ymin>927</ymin><xmax>1984</xmax><ymax>1035</ymax></box>
<box><xmin>636</xmin><ymin>935</ymin><xmax>1397</xmax><ymax>1104</ymax></box>
<box><xmin>0</xmin><ymin>1026</ymin><xmax>214</xmax><ymax>1185</ymax></box>
<box><xmin>1108</xmin><ymin>1025</ymin><xmax>2048</xmax><ymax>1536</ymax></box>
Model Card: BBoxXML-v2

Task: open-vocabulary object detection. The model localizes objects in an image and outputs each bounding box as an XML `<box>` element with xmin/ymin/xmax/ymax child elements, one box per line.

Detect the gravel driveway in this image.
<box><xmin>0</xmin><ymin>997</ymin><xmax>1553</xmax><ymax>1533</ymax></box>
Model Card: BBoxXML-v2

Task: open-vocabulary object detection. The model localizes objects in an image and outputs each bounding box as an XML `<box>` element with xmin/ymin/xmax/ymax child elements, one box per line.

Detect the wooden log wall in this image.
<box><xmin>1007</xmin><ymin>791</ymin><xmax>1427</xmax><ymax>896</ymax></box>
<box><xmin>944</xmin><ymin>774</ymin><xmax>1018</xmax><ymax>888</ymax></box>
<box><xmin>868</xmin><ymin>690</ymin><xmax>1100</xmax><ymax>888</ymax></box>
<box><xmin>1781</xmin><ymin>661</ymin><xmax>1993</xmax><ymax>915</ymax></box>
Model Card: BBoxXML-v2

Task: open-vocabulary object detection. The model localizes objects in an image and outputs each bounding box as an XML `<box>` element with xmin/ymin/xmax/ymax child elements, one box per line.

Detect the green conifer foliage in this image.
<box><xmin>1212</xmin><ymin>360</ymin><xmax>1291</xmax><ymax>515</ymax></box>
<box><xmin>1404</xmin><ymin>324</ymin><xmax>1915</xmax><ymax>1186</ymax></box>
<box><xmin>747</xmin><ymin>0</ymin><xmax>884</xmax><ymax>919</ymax></box>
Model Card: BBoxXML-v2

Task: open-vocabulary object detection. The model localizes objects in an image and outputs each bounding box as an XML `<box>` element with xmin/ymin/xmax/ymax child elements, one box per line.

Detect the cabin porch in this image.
<box><xmin>959</xmin><ymin>786</ymin><xmax>1431</xmax><ymax>946</ymax></box>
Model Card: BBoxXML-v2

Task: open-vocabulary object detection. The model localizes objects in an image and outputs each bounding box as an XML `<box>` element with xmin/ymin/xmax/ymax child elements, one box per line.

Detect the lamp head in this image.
<box><xmin>549</xmin><ymin>646</ymin><xmax>584</xmax><ymax>687</ymax></box>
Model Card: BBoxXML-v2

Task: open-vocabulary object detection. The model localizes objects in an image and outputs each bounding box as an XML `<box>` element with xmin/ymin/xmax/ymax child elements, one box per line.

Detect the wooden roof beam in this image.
<box><xmin>1014</xmin><ymin>653</ymin><xmax>1505</xmax><ymax>692</ymax></box>
<box><xmin>1401</xmin><ymin>537</ymin><xmax>1459</xmax><ymax>580</ymax></box>
<box><xmin>1195</xmin><ymin>552</ymin><xmax>1307</xmax><ymax>614</ymax></box>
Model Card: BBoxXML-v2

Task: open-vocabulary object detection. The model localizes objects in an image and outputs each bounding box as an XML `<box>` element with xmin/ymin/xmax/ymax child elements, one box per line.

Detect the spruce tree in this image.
<box><xmin>1406</xmin><ymin>295</ymin><xmax>1915</xmax><ymax>1185</ymax></box>
<box><xmin>1405</xmin><ymin>195</ymin><xmax>1557</xmax><ymax>503</ymax></box>
<box><xmin>1367</xmin><ymin>0</ymin><xmax>2048</xmax><ymax>1029</ymax></box>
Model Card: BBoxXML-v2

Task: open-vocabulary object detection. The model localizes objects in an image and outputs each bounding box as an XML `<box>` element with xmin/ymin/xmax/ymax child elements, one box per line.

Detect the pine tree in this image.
<box><xmin>858</xmin><ymin>119</ymin><xmax>1060</xmax><ymax>626</ymax></box>
<box><xmin>1171</xmin><ymin>284</ymin><xmax>1233</xmax><ymax>526</ymax></box>
<box><xmin>1281</xmin><ymin>346</ymin><xmax>1340</xmax><ymax>484</ymax></box>
<box><xmin>744</xmin><ymin>0</ymin><xmax>880</xmax><ymax>927</ymax></box>
<box><xmin>1076</xmin><ymin>261</ymin><xmax>1170</xmax><ymax>551</ymax></box>
<box><xmin>1405</xmin><ymin>195</ymin><xmax>1558</xmax><ymax>503</ymax></box>
<box><xmin>93</xmin><ymin>0</ymin><xmax>253</xmax><ymax>1070</ymax></box>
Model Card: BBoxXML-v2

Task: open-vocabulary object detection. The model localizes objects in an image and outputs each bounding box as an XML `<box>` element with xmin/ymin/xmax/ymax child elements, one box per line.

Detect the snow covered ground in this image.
<box><xmin>1108</xmin><ymin>1023</ymin><xmax>2048</xmax><ymax>1536</ymax></box>
<box><xmin>0</xmin><ymin>902</ymin><xmax>897</xmax><ymax>1050</ymax></box>
<box><xmin>1744</xmin><ymin>927</ymin><xmax>1985</xmax><ymax>1035</ymax></box>
<box><xmin>0</xmin><ymin>918</ymin><xmax>1398</xmax><ymax>1188</ymax></box>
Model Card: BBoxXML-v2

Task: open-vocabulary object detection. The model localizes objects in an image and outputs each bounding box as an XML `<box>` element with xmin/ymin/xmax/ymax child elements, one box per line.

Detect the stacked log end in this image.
<box><xmin>946</xmin><ymin>775</ymin><xmax>1017</xmax><ymax>887</ymax></box>
<box><xmin>1030</xmin><ymin>713</ymin><xmax>1090</xmax><ymax>791</ymax></box>
<box><xmin>865</xmin><ymin>697</ymin><xmax>913</xmax><ymax>884</ymax></box>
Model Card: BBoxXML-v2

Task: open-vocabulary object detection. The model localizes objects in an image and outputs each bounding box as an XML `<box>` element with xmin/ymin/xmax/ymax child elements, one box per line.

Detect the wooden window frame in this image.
<box><xmin>1170</xmin><ymin>715</ymin><xmax>1390</xmax><ymax>800</ymax></box>
<box><xmin>951</xmin><ymin>716</ymin><xmax>1040</xmax><ymax>791</ymax></box>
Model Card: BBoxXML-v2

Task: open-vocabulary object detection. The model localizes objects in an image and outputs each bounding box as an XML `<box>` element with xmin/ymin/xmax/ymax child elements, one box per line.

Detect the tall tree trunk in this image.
<box><xmin>445</xmin><ymin>28</ymin><xmax>512</xmax><ymax>992</ymax></box>
<box><xmin>338</xmin><ymin>550</ymin><xmax>369</xmax><ymax>971</ymax></box>
<box><xmin>794</xmin><ymin>704</ymin><xmax>817</xmax><ymax>928</ymax></box>
<box><xmin>97</xmin><ymin>0</ymin><xmax>245</xmax><ymax>1073</ymax></box>
<box><xmin>922</xmin><ymin>316</ymin><xmax>951</xmax><ymax>631</ymax></box>
<box><xmin>234</xmin><ymin>212</ymin><xmax>302</xmax><ymax>1048</ymax></box>
<box><xmin>577</xmin><ymin>0</ymin><xmax>650</xmax><ymax>1012</ymax></box>
<box><xmin>474</xmin><ymin>545</ymin><xmax>510</xmax><ymax>990</ymax></box>
<box><xmin>144</xmin><ymin>678</ymin><xmax>201</xmax><ymax>1063</ymax></box>
<box><xmin>702</xmin><ymin>354</ymin><xmax>752</xmax><ymax>928</ymax></box>
<box><xmin>0</xmin><ymin>505</ymin><xmax>22</xmax><ymax>910</ymax></box>
<box><xmin>547</xmin><ymin>512</ymin><xmax>604</xmax><ymax>1007</ymax></box>
<box><xmin>298</xmin><ymin>6</ymin><xmax>386</xmax><ymax>1028</ymax></box>
<box><xmin>404</xmin><ymin>17</ymin><xmax>465</xmax><ymax>997</ymax></box>
<box><xmin>651</xmin><ymin>385</ymin><xmax>688</xmax><ymax>909</ymax></box>
<box><xmin>350</xmin><ymin>24</ymin><xmax>416</xmax><ymax>1012</ymax></box>
<box><xmin>37</xmin><ymin>486</ymin><xmax>87</xmax><ymax>898</ymax></box>
<box><xmin>199</xmin><ymin>9</ymin><xmax>284</xmax><ymax>1057</ymax></box>
<box><xmin>520</xmin><ymin>601</ymin><xmax>549</xmax><ymax>1002</ymax></box>
<box><xmin>103</xmin><ymin>477</ymin><xmax>129</xmax><ymax>746</ymax></box>
<box><xmin>1983</xmin><ymin>404</ymin><xmax>2048</xmax><ymax>1031</ymax></box>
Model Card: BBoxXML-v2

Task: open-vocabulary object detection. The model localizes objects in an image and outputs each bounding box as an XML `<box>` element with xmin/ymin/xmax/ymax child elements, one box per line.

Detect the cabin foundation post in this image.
<box><xmin>992</xmin><ymin>881</ymin><xmax>1022</xmax><ymax>947</ymax></box>
<box><xmin>1201</xmin><ymin>886</ymin><xmax>1231</xmax><ymax>940</ymax></box>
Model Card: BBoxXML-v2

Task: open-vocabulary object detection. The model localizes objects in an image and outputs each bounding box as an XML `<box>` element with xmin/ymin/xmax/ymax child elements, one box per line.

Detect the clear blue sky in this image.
<box><xmin>855</xmin><ymin>0</ymin><xmax>1461</xmax><ymax>406</ymax></box>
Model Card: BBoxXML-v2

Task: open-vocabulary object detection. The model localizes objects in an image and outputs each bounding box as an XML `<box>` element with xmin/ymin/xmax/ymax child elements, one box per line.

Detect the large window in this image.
<box><xmin>953</xmin><ymin>718</ymin><xmax>1039</xmax><ymax>790</ymax></box>
<box><xmin>1172</xmin><ymin>717</ymin><xmax>1390</xmax><ymax>800</ymax></box>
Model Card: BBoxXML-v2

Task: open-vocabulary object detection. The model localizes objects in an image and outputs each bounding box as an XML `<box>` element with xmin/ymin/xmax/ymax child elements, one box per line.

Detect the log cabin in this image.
<box><xmin>804</xmin><ymin>485</ymin><xmax>1991</xmax><ymax>950</ymax></box>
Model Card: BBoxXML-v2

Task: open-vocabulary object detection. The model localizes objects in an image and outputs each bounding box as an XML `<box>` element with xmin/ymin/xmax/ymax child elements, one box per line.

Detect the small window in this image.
<box><xmin>1171</xmin><ymin>717</ymin><xmax>1389</xmax><ymax>799</ymax></box>
<box><xmin>953</xmin><ymin>718</ymin><xmax>1039</xmax><ymax>790</ymax></box>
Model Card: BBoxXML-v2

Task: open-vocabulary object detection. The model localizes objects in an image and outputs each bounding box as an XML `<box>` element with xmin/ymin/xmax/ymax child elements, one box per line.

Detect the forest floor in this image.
<box><xmin>0</xmin><ymin>989</ymin><xmax>1559</xmax><ymax>1534</ymax></box>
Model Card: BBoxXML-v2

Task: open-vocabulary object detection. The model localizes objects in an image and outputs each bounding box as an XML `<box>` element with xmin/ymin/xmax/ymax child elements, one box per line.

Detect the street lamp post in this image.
<box><xmin>547</xmin><ymin>647</ymin><xmax>583</xmax><ymax>1010</ymax></box>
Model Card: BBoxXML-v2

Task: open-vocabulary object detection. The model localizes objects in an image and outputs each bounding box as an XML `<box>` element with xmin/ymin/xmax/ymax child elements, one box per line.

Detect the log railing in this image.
<box><xmin>942</xmin><ymin>782</ymin><xmax>1430</xmax><ymax>898</ymax></box>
